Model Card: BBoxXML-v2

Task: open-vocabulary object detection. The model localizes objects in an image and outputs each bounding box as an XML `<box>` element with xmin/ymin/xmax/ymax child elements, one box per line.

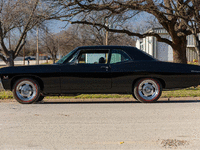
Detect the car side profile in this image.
<box><xmin>0</xmin><ymin>46</ymin><xmax>200</xmax><ymax>104</ymax></box>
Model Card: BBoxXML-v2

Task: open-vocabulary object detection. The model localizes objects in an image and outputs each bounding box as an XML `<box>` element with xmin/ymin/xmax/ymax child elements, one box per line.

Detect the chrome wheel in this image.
<box><xmin>138</xmin><ymin>79</ymin><xmax>159</xmax><ymax>101</ymax></box>
<box><xmin>13</xmin><ymin>78</ymin><xmax>40</xmax><ymax>104</ymax></box>
<box><xmin>134</xmin><ymin>78</ymin><xmax>162</xmax><ymax>103</ymax></box>
<box><xmin>16</xmin><ymin>81</ymin><xmax>37</xmax><ymax>101</ymax></box>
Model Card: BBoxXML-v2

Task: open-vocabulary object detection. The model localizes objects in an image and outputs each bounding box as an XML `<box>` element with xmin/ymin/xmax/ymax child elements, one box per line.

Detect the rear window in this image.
<box><xmin>110</xmin><ymin>49</ymin><xmax>132</xmax><ymax>64</ymax></box>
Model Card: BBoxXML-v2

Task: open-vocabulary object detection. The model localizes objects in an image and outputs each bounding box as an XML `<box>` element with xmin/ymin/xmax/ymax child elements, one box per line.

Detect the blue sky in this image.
<box><xmin>46</xmin><ymin>12</ymin><xmax>159</xmax><ymax>35</ymax></box>
<box><xmin>47</xmin><ymin>20</ymin><xmax>70</xmax><ymax>33</ymax></box>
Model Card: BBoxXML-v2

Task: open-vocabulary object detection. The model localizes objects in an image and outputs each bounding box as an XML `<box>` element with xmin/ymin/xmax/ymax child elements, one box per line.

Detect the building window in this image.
<box><xmin>140</xmin><ymin>42</ymin><xmax>143</xmax><ymax>51</ymax></box>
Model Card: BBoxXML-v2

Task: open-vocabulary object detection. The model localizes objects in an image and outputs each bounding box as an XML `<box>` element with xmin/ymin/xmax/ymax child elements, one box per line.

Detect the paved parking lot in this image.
<box><xmin>1</xmin><ymin>99</ymin><xmax>200</xmax><ymax>149</ymax></box>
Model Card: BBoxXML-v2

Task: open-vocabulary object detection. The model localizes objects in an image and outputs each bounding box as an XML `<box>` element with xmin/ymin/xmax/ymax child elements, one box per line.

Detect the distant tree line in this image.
<box><xmin>19</xmin><ymin>24</ymin><xmax>135</xmax><ymax>64</ymax></box>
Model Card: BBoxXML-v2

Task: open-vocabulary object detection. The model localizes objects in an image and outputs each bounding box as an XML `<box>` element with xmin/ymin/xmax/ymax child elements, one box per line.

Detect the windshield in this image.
<box><xmin>56</xmin><ymin>49</ymin><xmax>77</xmax><ymax>64</ymax></box>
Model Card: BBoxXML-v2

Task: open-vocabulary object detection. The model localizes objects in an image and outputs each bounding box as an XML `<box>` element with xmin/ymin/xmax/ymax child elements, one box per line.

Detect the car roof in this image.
<box><xmin>76</xmin><ymin>45</ymin><xmax>156</xmax><ymax>61</ymax></box>
<box><xmin>76</xmin><ymin>45</ymin><xmax>134</xmax><ymax>50</ymax></box>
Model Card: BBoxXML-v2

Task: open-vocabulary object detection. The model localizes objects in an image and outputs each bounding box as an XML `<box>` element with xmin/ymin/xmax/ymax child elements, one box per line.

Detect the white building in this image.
<box><xmin>136</xmin><ymin>28</ymin><xmax>198</xmax><ymax>62</ymax></box>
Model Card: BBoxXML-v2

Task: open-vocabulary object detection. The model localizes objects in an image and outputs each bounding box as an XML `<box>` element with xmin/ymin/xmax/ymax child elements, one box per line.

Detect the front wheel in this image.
<box><xmin>12</xmin><ymin>78</ymin><xmax>41</xmax><ymax>104</ymax></box>
<box><xmin>133</xmin><ymin>78</ymin><xmax>162</xmax><ymax>103</ymax></box>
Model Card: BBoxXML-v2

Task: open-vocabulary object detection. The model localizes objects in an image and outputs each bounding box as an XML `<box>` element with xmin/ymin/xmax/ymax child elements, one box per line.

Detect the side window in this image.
<box><xmin>110</xmin><ymin>49</ymin><xmax>132</xmax><ymax>64</ymax></box>
<box><xmin>78</xmin><ymin>50</ymin><xmax>109</xmax><ymax>64</ymax></box>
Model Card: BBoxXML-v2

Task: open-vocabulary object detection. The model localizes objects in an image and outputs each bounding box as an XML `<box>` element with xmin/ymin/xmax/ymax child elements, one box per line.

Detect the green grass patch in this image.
<box><xmin>1</xmin><ymin>87</ymin><xmax>200</xmax><ymax>100</ymax></box>
<box><xmin>0</xmin><ymin>91</ymin><xmax>14</xmax><ymax>99</ymax></box>
<box><xmin>161</xmin><ymin>87</ymin><xmax>200</xmax><ymax>98</ymax></box>
<box><xmin>46</xmin><ymin>94</ymin><xmax>132</xmax><ymax>99</ymax></box>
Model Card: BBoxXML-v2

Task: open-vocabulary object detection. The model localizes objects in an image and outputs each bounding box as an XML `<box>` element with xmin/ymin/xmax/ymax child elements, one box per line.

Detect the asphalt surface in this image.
<box><xmin>1</xmin><ymin>99</ymin><xmax>200</xmax><ymax>149</ymax></box>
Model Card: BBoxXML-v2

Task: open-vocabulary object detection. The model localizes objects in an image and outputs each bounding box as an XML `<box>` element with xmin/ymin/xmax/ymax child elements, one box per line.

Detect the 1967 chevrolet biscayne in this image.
<box><xmin>0</xmin><ymin>46</ymin><xmax>200</xmax><ymax>104</ymax></box>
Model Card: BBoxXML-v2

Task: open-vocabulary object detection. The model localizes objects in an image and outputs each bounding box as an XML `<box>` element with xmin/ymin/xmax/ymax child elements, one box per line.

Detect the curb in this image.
<box><xmin>1</xmin><ymin>97</ymin><xmax>200</xmax><ymax>103</ymax></box>
<box><xmin>159</xmin><ymin>97</ymin><xmax>200</xmax><ymax>101</ymax></box>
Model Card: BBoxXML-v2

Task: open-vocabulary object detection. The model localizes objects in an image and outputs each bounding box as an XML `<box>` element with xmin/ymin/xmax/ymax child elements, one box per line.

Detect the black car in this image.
<box><xmin>1</xmin><ymin>46</ymin><xmax>200</xmax><ymax>104</ymax></box>
<box><xmin>25</xmin><ymin>57</ymin><xmax>35</xmax><ymax>60</ymax></box>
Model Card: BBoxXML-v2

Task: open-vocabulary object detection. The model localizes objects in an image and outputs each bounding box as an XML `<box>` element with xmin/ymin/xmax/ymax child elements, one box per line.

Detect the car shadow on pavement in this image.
<box><xmin>37</xmin><ymin>100</ymin><xmax>200</xmax><ymax>104</ymax></box>
<box><xmin>158</xmin><ymin>100</ymin><xmax>200</xmax><ymax>103</ymax></box>
<box><xmin>39</xmin><ymin>101</ymin><xmax>140</xmax><ymax>104</ymax></box>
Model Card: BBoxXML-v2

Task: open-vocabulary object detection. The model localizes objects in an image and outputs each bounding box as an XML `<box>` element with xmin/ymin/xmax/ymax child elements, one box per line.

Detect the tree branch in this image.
<box><xmin>0</xmin><ymin>53</ymin><xmax>7</xmax><ymax>63</ymax></box>
<box><xmin>0</xmin><ymin>22</ymin><xmax>9</xmax><ymax>56</ymax></box>
<box><xmin>14</xmin><ymin>0</ymin><xmax>39</xmax><ymax>55</ymax></box>
<box><xmin>71</xmin><ymin>20</ymin><xmax>174</xmax><ymax>47</ymax></box>
<box><xmin>15</xmin><ymin>39</ymin><xmax>26</xmax><ymax>59</ymax></box>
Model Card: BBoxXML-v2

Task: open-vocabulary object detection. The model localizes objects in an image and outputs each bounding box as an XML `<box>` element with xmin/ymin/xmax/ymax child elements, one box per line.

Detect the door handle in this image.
<box><xmin>101</xmin><ymin>66</ymin><xmax>109</xmax><ymax>69</ymax></box>
<box><xmin>101</xmin><ymin>66</ymin><xmax>109</xmax><ymax>71</ymax></box>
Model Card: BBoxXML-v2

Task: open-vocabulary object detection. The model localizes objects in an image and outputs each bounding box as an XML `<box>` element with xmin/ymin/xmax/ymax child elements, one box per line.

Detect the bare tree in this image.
<box><xmin>40</xmin><ymin>29</ymin><xmax>58</xmax><ymax>63</ymax></box>
<box><xmin>0</xmin><ymin>0</ymin><xmax>50</xmax><ymax>66</ymax></box>
<box><xmin>77</xmin><ymin>24</ymin><xmax>136</xmax><ymax>46</ymax></box>
<box><xmin>47</xmin><ymin>0</ymin><xmax>199</xmax><ymax>64</ymax></box>
<box><xmin>56</xmin><ymin>24</ymin><xmax>136</xmax><ymax>56</ymax></box>
<box><xmin>167</xmin><ymin>0</ymin><xmax>200</xmax><ymax>64</ymax></box>
<box><xmin>18</xmin><ymin>36</ymin><xmax>38</xmax><ymax>57</ymax></box>
<box><xmin>57</xmin><ymin>26</ymin><xmax>81</xmax><ymax>56</ymax></box>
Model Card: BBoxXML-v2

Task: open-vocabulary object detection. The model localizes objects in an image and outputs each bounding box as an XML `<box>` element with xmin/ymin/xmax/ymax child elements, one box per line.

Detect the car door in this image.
<box><xmin>60</xmin><ymin>49</ymin><xmax>111</xmax><ymax>93</ymax></box>
<box><xmin>110</xmin><ymin>49</ymin><xmax>133</xmax><ymax>92</ymax></box>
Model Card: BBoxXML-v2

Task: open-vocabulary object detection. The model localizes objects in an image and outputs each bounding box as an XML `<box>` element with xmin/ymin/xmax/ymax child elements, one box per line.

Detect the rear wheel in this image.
<box><xmin>133</xmin><ymin>78</ymin><xmax>162</xmax><ymax>103</ymax></box>
<box><xmin>132</xmin><ymin>93</ymin><xmax>137</xmax><ymax>100</ymax></box>
<box><xmin>12</xmin><ymin>78</ymin><xmax>41</xmax><ymax>104</ymax></box>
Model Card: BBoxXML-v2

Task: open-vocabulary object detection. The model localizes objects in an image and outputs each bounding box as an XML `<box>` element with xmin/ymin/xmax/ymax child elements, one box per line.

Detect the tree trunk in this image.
<box><xmin>197</xmin><ymin>50</ymin><xmax>200</xmax><ymax>65</ymax></box>
<box><xmin>53</xmin><ymin>59</ymin><xmax>56</xmax><ymax>64</ymax></box>
<box><xmin>6</xmin><ymin>50</ymin><xmax>14</xmax><ymax>67</ymax></box>
<box><xmin>197</xmin><ymin>46</ymin><xmax>200</xmax><ymax>65</ymax></box>
<box><xmin>52</xmin><ymin>55</ymin><xmax>56</xmax><ymax>64</ymax></box>
<box><xmin>173</xmin><ymin>37</ymin><xmax>187</xmax><ymax>64</ymax></box>
<box><xmin>193</xmin><ymin>34</ymin><xmax>200</xmax><ymax>65</ymax></box>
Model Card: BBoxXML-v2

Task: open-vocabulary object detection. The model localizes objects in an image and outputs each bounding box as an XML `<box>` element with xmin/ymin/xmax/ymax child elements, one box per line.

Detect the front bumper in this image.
<box><xmin>0</xmin><ymin>78</ymin><xmax>5</xmax><ymax>91</ymax></box>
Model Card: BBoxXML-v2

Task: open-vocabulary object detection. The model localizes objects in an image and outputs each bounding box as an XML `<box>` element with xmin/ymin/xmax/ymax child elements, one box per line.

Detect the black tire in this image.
<box><xmin>132</xmin><ymin>93</ymin><xmax>138</xmax><ymax>100</ymax></box>
<box><xmin>133</xmin><ymin>78</ymin><xmax>162</xmax><ymax>103</ymax></box>
<box><xmin>37</xmin><ymin>95</ymin><xmax>45</xmax><ymax>102</ymax></box>
<box><xmin>12</xmin><ymin>78</ymin><xmax>41</xmax><ymax>104</ymax></box>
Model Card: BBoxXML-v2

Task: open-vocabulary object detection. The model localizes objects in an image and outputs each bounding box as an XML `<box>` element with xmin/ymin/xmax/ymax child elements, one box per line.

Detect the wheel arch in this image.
<box><xmin>132</xmin><ymin>77</ymin><xmax>166</xmax><ymax>90</ymax></box>
<box><xmin>10</xmin><ymin>75</ymin><xmax>44</xmax><ymax>91</ymax></box>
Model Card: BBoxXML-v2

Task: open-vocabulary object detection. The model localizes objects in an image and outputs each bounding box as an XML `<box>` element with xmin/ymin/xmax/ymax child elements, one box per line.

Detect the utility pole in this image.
<box><xmin>105</xmin><ymin>19</ymin><xmax>109</xmax><ymax>45</ymax></box>
<box><xmin>46</xmin><ymin>27</ymin><xmax>48</xmax><ymax>63</ymax></box>
<box><xmin>23</xmin><ymin>44</ymin><xmax>25</xmax><ymax>65</ymax></box>
<box><xmin>105</xmin><ymin>30</ymin><xmax>108</xmax><ymax>45</ymax></box>
<box><xmin>58</xmin><ymin>37</ymin><xmax>61</xmax><ymax>59</ymax></box>
<box><xmin>36</xmin><ymin>26</ymin><xmax>39</xmax><ymax>65</ymax></box>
